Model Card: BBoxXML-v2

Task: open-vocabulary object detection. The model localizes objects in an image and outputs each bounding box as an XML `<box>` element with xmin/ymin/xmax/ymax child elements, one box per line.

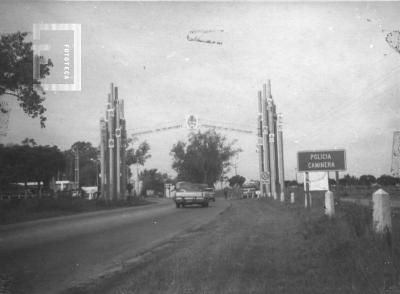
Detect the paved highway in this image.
<box><xmin>0</xmin><ymin>198</ymin><xmax>230</xmax><ymax>294</ymax></box>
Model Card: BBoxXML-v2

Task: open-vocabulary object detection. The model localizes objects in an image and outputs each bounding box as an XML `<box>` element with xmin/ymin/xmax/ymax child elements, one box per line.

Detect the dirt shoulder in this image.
<box><xmin>67</xmin><ymin>197</ymin><xmax>389</xmax><ymax>294</ymax></box>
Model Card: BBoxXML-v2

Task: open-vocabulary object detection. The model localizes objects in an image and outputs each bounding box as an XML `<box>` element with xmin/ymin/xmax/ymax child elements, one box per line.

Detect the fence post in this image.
<box><xmin>290</xmin><ymin>192</ymin><xmax>295</xmax><ymax>204</ymax></box>
<box><xmin>372</xmin><ymin>189</ymin><xmax>396</xmax><ymax>292</ymax></box>
<box><xmin>372</xmin><ymin>189</ymin><xmax>391</xmax><ymax>234</ymax></box>
<box><xmin>325</xmin><ymin>190</ymin><xmax>335</xmax><ymax>218</ymax></box>
<box><xmin>305</xmin><ymin>172</ymin><xmax>310</xmax><ymax>208</ymax></box>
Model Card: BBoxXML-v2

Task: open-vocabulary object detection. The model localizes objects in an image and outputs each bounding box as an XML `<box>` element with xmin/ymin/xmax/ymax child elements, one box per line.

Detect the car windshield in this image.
<box><xmin>176</xmin><ymin>182</ymin><xmax>208</xmax><ymax>192</ymax></box>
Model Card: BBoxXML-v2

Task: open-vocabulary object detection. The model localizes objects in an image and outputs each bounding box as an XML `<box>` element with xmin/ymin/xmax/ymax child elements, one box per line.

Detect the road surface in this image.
<box><xmin>0</xmin><ymin>197</ymin><xmax>230</xmax><ymax>294</ymax></box>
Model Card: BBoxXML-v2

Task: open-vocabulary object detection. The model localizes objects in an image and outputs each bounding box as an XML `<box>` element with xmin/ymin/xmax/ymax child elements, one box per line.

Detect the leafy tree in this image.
<box><xmin>64</xmin><ymin>142</ymin><xmax>98</xmax><ymax>186</ymax></box>
<box><xmin>21</xmin><ymin>137</ymin><xmax>37</xmax><ymax>146</ymax></box>
<box><xmin>328</xmin><ymin>178</ymin><xmax>336</xmax><ymax>187</ymax></box>
<box><xmin>285</xmin><ymin>180</ymin><xmax>299</xmax><ymax>187</ymax></box>
<box><xmin>126</xmin><ymin>140</ymin><xmax>151</xmax><ymax>166</ymax></box>
<box><xmin>31</xmin><ymin>145</ymin><xmax>65</xmax><ymax>189</ymax></box>
<box><xmin>126</xmin><ymin>183</ymin><xmax>133</xmax><ymax>196</ymax></box>
<box><xmin>139</xmin><ymin>168</ymin><xmax>171</xmax><ymax>195</ymax></box>
<box><xmin>170</xmin><ymin>130</ymin><xmax>241</xmax><ymax>187</ymax></box>
<box><xmin>359</xmin><ymin>175</ymin><xmax>376</xmax><ymax>186</ymax></box>
<box><xmin>126</xmin><ymin>139</ymin><xmax>151</xmax><ymax>184</ymax></box>
<box><xmin>338</xmin><ymin>174</ymin><xmax>359</xmax><ymax>186</ymax></box>
<box><xmin>377</xmin><ymin>174</ymin><xmax>400</xmax><ymax>186</ymax></box>
<box><xmin>0</xmin><ymin>142</ymin><xmax>65</xmax><ymax>191</ymax></box>
<box><xmin>0</xmin><ymin>31</ymin><xmax>53</xmax><ymax>127</ymax></box>
<box><xmin>228</xmin><ymin>175</ymin><xmax>246</xmax><ymax>187</ymax></box>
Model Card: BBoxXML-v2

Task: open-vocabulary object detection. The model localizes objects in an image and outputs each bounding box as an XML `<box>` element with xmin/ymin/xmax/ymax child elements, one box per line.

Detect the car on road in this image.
<box><xmin>242</xmin><ymin>187</ymin><xmax>256</xmax><ymax>198</ymax></box>
<box><xmin>242</xmin><ymin>181</ymin><xmax>260</xmax><ymax>198</ymax></box>
<box><xmin>174</xmin><ymin>182</ymin><xmax>210</xmax><ymax>208</ymax></box>
<box><xmin>204</xmin><ymin>187</ymin><xmax>216</xmax><ymax>202</ymax></box>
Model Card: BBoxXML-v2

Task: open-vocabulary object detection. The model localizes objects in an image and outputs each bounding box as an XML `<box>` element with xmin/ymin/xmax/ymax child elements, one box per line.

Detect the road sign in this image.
<box><xmin>260</xmin><ymin>171</ymin><xmax>270</xmax><ymax>183</ymax></box>
<box><xmin>108</xmin><ymin>138</ymin><xmax>114</xmax><ymax>148</ymax></box>
<box><xmin>115</xmin><ymin>128</ymin><xmax>121</xmax><ymax>138</ymax></box>
<box><xmin>269</xmin><ymin>133</ymin><xmax>275</xmax><ymax>143</ymax></box>
<box><xmin>186</xmin><ymin>114</ymin><xmax>198</xmax><ymax>130</ymax></box>
<box><xmin>297</xmin><ymin>150</ymin><xmax>346</xmax><ymax>172</ymax></box>
<box><xmin>107</xmin><ymin>108</ymin><xmax>115</xmax><ymax>117</ymax></box>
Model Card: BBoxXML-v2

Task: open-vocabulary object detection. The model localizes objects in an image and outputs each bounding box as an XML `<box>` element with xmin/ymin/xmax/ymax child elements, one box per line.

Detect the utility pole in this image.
<box><xmin>234</xmin><ymin>154</ymin><xmax>238</xmax><ymax>175</ymax></box>
<box><xmin>74</xmin><ymin>146</ymin><xmax>79</xmax><ymax>191</ymax></box>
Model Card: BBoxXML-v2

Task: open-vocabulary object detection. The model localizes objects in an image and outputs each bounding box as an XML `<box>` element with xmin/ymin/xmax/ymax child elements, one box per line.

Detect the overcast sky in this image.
<box><xmin>0</xmin><ymin>1</ymin><xmax>399</xmax><ymax>181</ymax></box>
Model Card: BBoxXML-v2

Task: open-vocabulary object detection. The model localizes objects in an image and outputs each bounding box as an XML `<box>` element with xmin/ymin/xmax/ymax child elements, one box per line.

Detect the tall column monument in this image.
<box><xmin>99</xmin><ymin>83</ymin><xmax>127</xmax><ymax>201</ymax></box>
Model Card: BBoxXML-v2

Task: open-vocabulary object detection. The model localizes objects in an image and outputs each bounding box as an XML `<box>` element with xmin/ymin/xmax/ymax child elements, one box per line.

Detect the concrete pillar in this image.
<box><xmin>325</xmin><ymin>190</ymin><xmax>335</xmax><ymax>218</ymax></box>
<box><xmin>290</xmin><ymin>192</ymin><xmax>295</xmax><ymax>203</ymax></box>
<box><xmin>108</xmin><ymin>89</ymin><xmax>115</xmax><ymax>200</ymax></box>
<box><xmin>257</xmin><ymin>91</ymin><xmax>265</xmax><ymax>197</ymax></box>
<box><xmin>269</xmin><ymin>133</ymin><xmax>277</xmax><ymax>200</ymax></box>
<box><xmin>120</xmin><ymin>112</ymin><xmax>127</xmax><ymax>200</ymax></box>
<box><xmin>373</xmin><ymin>189</ymin><xmax>391</xmax><ymax>233</ymax></box>
<box><xmin>277</xmin><ymin>113</ymin><xmax>285</xmax><ymax>202</ymax></box>
<box><xmin>115</xmin><ymin>87</ymin><xmax>121</xmax><ymax>200</ymax></box>
<box><xmin>265</xmin><ymin>80</ymin><xmax>277</xmax><ymax>199</ymax></box>
<box><xmin>104</xmin><ymin>111</ymin><xmax>110</xmax><ymax>201</ymax></box>
<box><xmin>100</xmin><ymin>83</ymin><xmax>127</xmax><ymax>202</ymax></box>
<box><xmin>100</xmin><ymin>118</ymin><xmax>107</xmax><ymax>200</ymax></box>
<box><xmin>262</xmin><ymin>84</ymin><xmax>271</xmax><ymax>197</ymax></box>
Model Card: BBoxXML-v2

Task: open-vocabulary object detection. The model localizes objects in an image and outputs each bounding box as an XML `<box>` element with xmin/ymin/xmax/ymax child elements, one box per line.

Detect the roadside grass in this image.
<box><xmin>287</xmin><ymin>184</ymin><xmax>400</xmax><ymax>200</ymax></box>
<box><xmin>336</xmin><ymin>185</ymin><xmax>400</xmax><ymax>199</ymax></box>
<box><xmin>0</xmin><ymin>197</ymin><xmax>153</xmax><ymax>225</ymax></box>
<box><xmin>68</xmin><ymin>195</ymin><xmax>400</xmax><ymax>294</ymax></box>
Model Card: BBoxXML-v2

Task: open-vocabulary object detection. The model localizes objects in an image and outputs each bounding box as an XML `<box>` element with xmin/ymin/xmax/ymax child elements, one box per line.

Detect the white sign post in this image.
<box><xmin>325</xmin><ymin>190</ymin><xmax>335</xmax><ymax>218</ymax></box>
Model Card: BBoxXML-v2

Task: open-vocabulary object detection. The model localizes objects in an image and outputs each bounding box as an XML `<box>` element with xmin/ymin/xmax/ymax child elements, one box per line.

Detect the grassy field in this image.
<box><xmin>334</xmin><ymin>185</ymin><xmax>400</xmax><ymax>199</ymax></box>
<box><xmin>66</xmin><ymin>195</ymin><xmax>400</xmax><ymax>294</ymax></box>
<box><xmin>0</xmin><ymin>197</ymin><xmax>153</xmax><ymax>225</ymax></box>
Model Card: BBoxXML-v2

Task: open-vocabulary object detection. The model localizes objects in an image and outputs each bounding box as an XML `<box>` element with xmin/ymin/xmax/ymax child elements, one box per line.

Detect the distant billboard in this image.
<box><xmin>297</xmin><ymin>150</ymin><xmax>346</xmax><ymax>172</ymax></box>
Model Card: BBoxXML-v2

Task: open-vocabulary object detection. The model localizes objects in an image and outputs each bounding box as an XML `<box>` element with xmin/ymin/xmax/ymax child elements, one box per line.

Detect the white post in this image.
<box><xmin>290</xmin><ymin>192</ymin><xmax>295</xmax><ymax>203</ymax></box>
<box><xmin>325</xmin><ymin>190</ymin><xmax>335</xmax><ymax>218</ymax></box>
<box><xmin>373</xmin><ymin>189</ymin><xmax>392</xmax><ymax>233</ymax></box>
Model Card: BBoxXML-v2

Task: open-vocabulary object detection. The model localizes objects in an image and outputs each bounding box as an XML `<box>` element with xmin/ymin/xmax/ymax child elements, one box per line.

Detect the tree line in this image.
<box><xmin>0</xmin><ymin>138</ymin><xmax>153</xmax><ymax>192</ymax></box>
<box><xmin>332</xmin><ymin>174</ymin><xmax>400</xmax><ymax>187</ymax></box>
<box><xmin>0</xmin><ymin>129</ymin><xmax>242</xmax><ymax>196</ymax></box>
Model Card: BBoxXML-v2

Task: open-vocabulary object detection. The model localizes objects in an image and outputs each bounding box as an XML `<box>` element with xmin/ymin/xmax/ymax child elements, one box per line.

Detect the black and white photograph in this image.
<box><xmin>1</xmin><ymin>1</ymin><xmax>400</xmax><ymax>293</ymax></box>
